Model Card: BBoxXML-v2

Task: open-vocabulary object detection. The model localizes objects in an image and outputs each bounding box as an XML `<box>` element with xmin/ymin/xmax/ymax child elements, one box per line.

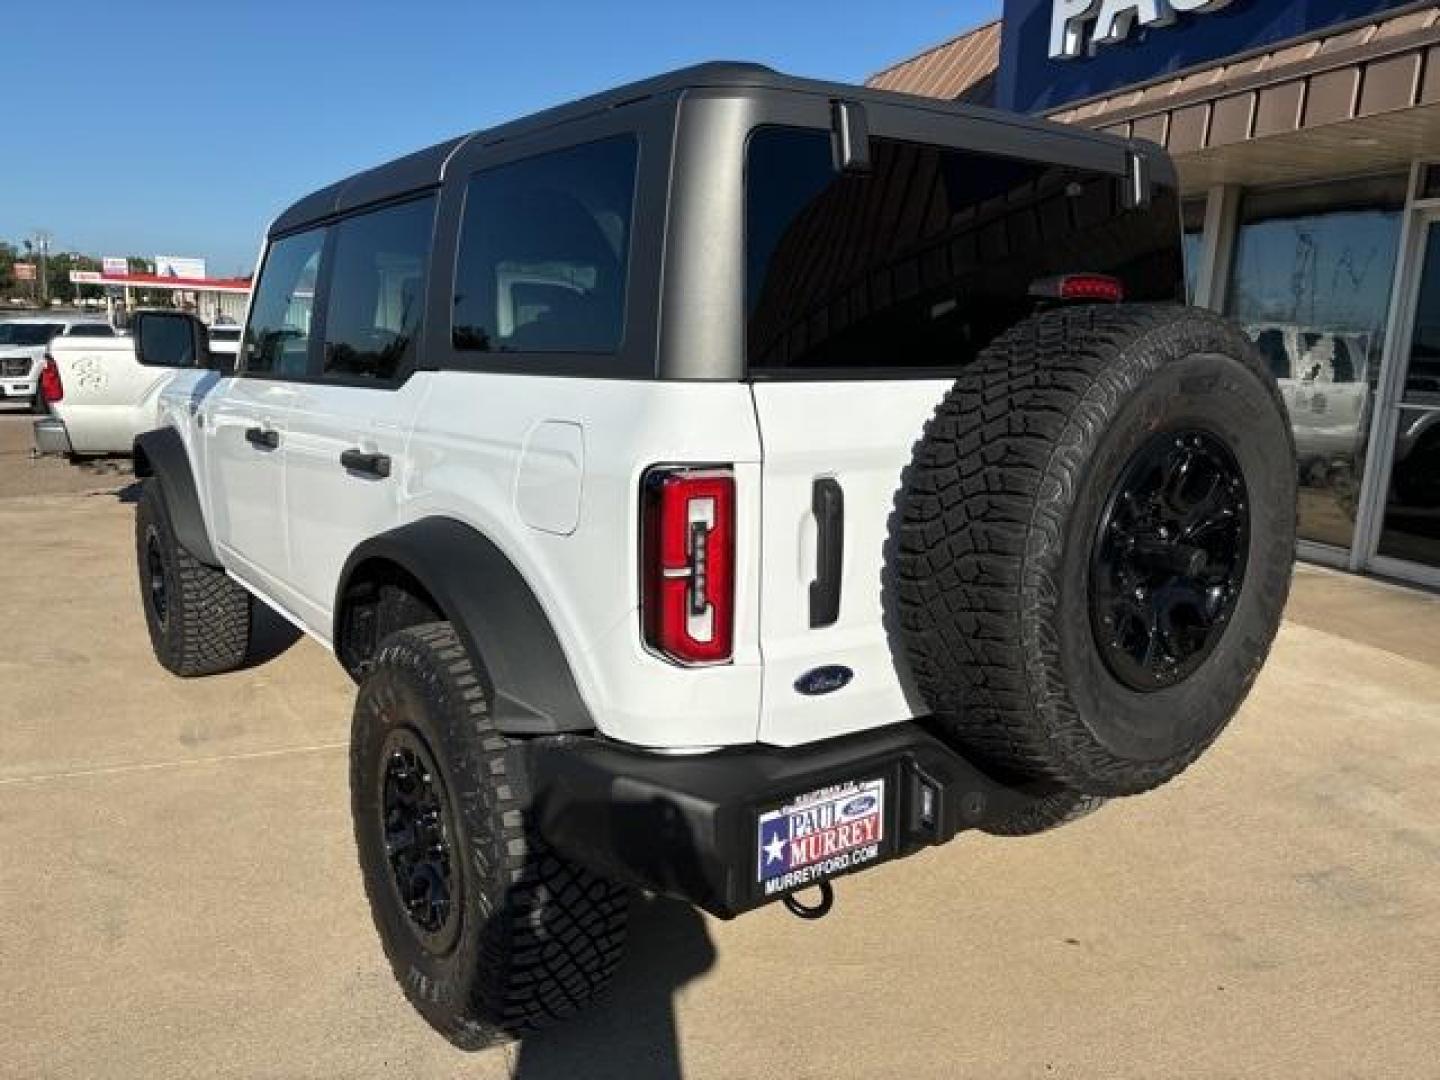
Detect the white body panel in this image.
<box><xmin>281</xmin><ymin>379</ymin><xmax>428</xmax><ymax>629</ymax></box>
<box><xmin>157</xmin><ymin>365</ymin><xmax>958</xmax><ymax>749</ymax></box>
<box><xmin>161</xmin><ymin>371</ymin><xmax>768</xmax><ymax>748</ymax></box>
<box><xmin>401</xmin><ymin>373</ymin><xmax>765</xmax><ymax>748</ymax></box>
<box><xmin>751</xmin><ymin>380</ymin><xmax>948</xmax><ymax>746</ymax></box>
<box><xmin>202</xmin><ymin>378</ymin><xmax>297</xmax><ymax>606</ymax></box>
<box><xmin>47</xmin><ymin>337</ymin><xmax>173</xmax><ymax>454</ymax></box>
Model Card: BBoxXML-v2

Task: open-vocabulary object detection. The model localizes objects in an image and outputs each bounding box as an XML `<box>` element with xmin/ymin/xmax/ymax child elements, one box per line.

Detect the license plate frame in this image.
<box><xmin>754</xmin><ymin>775</ymin><xmax>891</xmax><ymax>901</ymax></box>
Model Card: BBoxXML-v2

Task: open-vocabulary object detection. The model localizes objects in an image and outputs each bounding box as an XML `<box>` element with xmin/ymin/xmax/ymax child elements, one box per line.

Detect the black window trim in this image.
<box><xmin>424</xmin><ymin>97</ymin><xmax>673</xmax><ymax>381</ymax></box>
<box><xmin>237</xmin><ymin>188</ymin><xmax>440</xmax><ymax>390</ymax></box>
<box><xmin>447</xmin><ymin>132</ymin><xmax>640</xmax><ymax>368</ymax></box>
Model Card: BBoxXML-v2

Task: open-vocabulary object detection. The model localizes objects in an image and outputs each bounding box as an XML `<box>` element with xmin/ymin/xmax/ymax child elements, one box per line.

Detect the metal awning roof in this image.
<box><xmin>867</xmin><ymin>3</ymin><xmax>1440</xmax><ymax>192</ymax></box>
<box><xmin>1051</xmin><ymin>3</ymin><xmax>1440</xmax><ymax>191</ymax></box>
<box><xmin>866</xmin><ymin>20</ymin><xmax>1001</xmax><ymax>103</ymax></box>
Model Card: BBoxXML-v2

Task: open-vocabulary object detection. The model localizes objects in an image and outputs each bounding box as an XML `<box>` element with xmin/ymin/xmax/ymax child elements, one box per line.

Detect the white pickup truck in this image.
<box><xmin>0</xmin><ymin>316</ymin><xmax>118</xmax><ymax>412</ymax></box>
<box><xmin>33</xmin><ymin>323</ymin><xmax>238</xmax><ymax>457</ymax></box>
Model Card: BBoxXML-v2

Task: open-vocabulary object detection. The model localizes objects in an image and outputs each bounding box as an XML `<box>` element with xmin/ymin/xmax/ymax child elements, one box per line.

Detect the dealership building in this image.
<box><xmin>871</xmin><ymin>0</ymin><xmax>1440</xmax><ymax>588</ymax></box>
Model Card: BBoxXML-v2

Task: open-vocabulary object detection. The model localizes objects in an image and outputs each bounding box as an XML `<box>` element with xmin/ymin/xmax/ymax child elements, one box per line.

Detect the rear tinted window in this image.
<box><xmin>321</xmin><ymin>195</ymin><xmax>435</xmax><ymax>381</ymax></box>
<box><xmin>746</xmin><ymin>127</ymin><xmax>1183</xmax><ymax>374</ymax></box>
<box><xmin>0</xmin><ymin>323</ymin><xmax>62</xmax><ymax>346</ymax></box>
<box><xmin>452</xmin><ymin>136</ymin><xmax>637</xmax><ymax>355</ymax></box>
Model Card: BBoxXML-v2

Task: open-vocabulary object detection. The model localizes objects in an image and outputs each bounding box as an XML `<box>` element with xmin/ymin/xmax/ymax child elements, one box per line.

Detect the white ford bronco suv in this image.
<box><xmin>129</xmin><ymin>64</ymin><xmax>1296</xmax><ymax>1047</ymax></box>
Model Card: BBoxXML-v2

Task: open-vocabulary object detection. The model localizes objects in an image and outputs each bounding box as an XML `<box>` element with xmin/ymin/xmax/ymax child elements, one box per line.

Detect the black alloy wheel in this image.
<box><xmin>379</xmin><ymin>726</ymin><xmax>462</xmax><ymax>955</ymax></box>
<box><xmin>1090</xmin><ymin>429</ymin><xmax>1250</xmax><ymax>692</ymax></box>
<box><xmin>144</xmin><ymin>526</ymin><xmax>170</xmax><ymax>629</ymax></box>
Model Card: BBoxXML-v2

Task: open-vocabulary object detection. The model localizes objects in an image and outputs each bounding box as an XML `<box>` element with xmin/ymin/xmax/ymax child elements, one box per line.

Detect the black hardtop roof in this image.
<box><xmin>269</xmin><ymin>61</ymin><xmax>1129</xmax><ymax>238</ymax></box>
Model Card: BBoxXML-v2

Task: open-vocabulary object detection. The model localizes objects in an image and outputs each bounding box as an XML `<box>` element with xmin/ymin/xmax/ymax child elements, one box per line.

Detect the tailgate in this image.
<box><xmin>752</xmin><ymin>379</ymin><xmax>952</xmax><ymax>746</ymax></box>
<box><xmin>51</xmin><ymin>340</ymin><xmax>169</xmax><ymax>454</ymax></box>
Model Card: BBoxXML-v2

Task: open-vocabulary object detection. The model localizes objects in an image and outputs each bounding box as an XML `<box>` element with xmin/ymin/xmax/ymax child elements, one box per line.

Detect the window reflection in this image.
<box><xmin>1225</xmin><ymin>175</ymin><xmax>1406</xmax><ymax>550</ymax></box>
<box><xmin>1182</xmin><ymin>197</ymin><xmax>1206</xmax><ymax>303</ymax></box>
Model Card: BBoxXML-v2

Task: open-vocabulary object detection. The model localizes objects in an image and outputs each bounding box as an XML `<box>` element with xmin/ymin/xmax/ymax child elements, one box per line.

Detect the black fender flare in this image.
<box><xmin>132</xmin><ymin>427</ymin><xmax>219</xmax><ymax>566</ymax></box>
<box><xmin>336</xmin><ymin>518</ymin><xmax>594</xmax><ymax>736</ymax></box>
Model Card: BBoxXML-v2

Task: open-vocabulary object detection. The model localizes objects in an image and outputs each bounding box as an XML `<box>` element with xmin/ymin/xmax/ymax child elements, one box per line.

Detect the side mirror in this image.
<box><xmin>133</xmin><ymin>311</ymin><xmax>211</xmax><ymax>370</ymax></box>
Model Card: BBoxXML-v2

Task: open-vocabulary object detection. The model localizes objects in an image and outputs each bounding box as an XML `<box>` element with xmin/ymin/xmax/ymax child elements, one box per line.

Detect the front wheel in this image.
<box><xmin>350</xmin><ymin>622</ymin><xmax>629</xmax><ymax>1048</ymax></box>
<box><xmin>135</xmin><ymin>478</ymin><xmax>251</xmax><ymax>676</ymax></box>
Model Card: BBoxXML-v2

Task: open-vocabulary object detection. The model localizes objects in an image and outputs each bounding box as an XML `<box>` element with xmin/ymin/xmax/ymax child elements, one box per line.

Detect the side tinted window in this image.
<box><xmin>67</xmin><ymin>324</ymin><xmax>115</xmax><ymax>338</ymax></box>
<box><xmin>745</xmin><ymin>127</ymin><xmax>1184</xmax><ymax>373</ymax></box>
<box><xmin>242</xmin><ymin>228</ymin><xmax>325</xmax><ymax>377</ymax></box>
<box><xmin>321</xmin><ymin>196</ymin><xmax>436</xmax><ymax>381</ymax></box>
<box><xmin>453</xmin><ymin>136</ymin><xmax>637</xmax><ymax>354</ymax></box>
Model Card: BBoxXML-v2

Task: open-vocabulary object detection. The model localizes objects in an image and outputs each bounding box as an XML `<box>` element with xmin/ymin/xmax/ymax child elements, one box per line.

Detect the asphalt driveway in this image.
<box><xmin>1</xmin><ymin>411</ymin><xmax>1438</xmax><ymax>1078</ymax></box>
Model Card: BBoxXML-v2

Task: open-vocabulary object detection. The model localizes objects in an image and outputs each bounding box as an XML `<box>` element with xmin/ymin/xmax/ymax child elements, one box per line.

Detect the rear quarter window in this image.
<box><xmin>745</xmin><ymin>126</ymin><xmax>1183</xmax><ymax>375</ymax></box>
<box><xmin>452</xmin><ymin>135</ymin><xmax>638</xmax><ymax>356</ymax></box>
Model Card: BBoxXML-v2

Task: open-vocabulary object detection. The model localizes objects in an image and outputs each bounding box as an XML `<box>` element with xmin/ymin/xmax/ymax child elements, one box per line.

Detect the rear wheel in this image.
<box><xmin>896</xmin><ymin>305</ymin><xmax>1296</xmax><ymax>796</ymax></box>
<box><xmin>351</xmin><ymin>622</ymin><xmax>629</xmax><ymax>1048</ymax></box>
<box><xmin>135</xmin><ymin>478</ymin><xmax>251</xmax><ymax>676</ymax></box>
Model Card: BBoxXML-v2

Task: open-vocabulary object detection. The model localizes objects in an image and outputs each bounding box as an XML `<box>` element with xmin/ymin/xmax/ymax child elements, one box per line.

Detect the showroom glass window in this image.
<box><xmin>1182</xmin><ymin>198</ymin><xmax>1206</xmax><ymax>303</ymax></box>
<box><xmin>321</xmin><ymin>195</ymin><xmax>436</xmax><ymax>381</ymax></box>
<box><xmin>452</xmin><ymin>136</ymin><xmax>638</xmax><ymax>355</ymax></box>
<box><xmin>1224</xmin><ymin>175</ymin><xmax>1407</xmax><ymax>550</ymax></box>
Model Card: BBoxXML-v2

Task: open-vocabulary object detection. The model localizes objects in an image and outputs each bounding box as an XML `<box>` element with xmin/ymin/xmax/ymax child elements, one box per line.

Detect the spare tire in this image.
<box><xmin>896</xmin><ymin>304</ymin><xmax>1295</xmax><ymax>796</ymax></box>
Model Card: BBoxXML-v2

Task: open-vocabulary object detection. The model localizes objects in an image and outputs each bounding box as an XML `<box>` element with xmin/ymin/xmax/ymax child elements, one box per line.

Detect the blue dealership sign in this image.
<box><xmin>997</xmin><ymin>0</ymin><xmax>1415</xmax><ymax>114</ymax></box>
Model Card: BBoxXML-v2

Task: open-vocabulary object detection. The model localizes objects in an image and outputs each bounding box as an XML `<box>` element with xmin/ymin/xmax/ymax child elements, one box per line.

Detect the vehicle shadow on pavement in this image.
<box><xmin>510</xmin><ymin>894</ymin><xmax>716</xmax><ymax>1080</ymax></box>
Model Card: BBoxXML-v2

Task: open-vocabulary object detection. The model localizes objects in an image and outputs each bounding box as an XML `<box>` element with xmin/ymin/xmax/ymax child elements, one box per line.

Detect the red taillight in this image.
<box><xmin>1030</xmin><ymin>273</ymin><xmax>1126</xmax><ymax>303</ymax></box>
<box><xmin>642</xmin><ymin>467</ymin><xmax>735</xmax><ymax>665</ymax></box>
<box><xmin>39</xmin><ymin>355</ymin><xmax>63</xmax><ymax>403</ymax></box>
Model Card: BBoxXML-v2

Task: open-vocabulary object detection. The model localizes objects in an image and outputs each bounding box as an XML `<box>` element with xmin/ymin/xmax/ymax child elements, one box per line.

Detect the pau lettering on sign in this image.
<box><xmin>1049</xmin><ymin>0</ymin><xmax>1232</xmax><ymax>60</ymax></box>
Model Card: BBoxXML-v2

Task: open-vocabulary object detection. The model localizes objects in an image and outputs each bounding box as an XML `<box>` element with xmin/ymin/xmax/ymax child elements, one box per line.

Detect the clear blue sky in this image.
<box><xmin>3</xmin><ymin>0</ymin><xmax>996</xmax><ymax>276</ymax></box>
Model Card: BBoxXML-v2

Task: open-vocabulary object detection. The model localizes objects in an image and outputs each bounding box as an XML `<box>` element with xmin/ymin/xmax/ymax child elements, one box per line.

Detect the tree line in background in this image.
<box><xmin>0</xmin><ymin>241</ymin><xmax>170</xmax><ymax>307</ymax></box>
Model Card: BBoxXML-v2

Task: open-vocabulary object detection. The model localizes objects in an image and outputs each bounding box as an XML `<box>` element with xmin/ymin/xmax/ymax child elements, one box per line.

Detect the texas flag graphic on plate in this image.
<box><xmin>757</xmin><ymin>778</ymin><xmax>885</xmax><ymax>897</ymax></box>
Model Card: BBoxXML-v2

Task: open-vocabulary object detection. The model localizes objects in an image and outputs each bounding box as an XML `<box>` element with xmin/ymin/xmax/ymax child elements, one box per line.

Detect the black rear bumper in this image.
<box><xmin>526</xmin><ymin>722</ymin><xmax>1057</xmax><ymax>919</ymax></box>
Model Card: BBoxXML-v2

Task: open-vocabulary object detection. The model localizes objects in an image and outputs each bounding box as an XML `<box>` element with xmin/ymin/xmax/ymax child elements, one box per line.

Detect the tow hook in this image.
<box><xmin>782</xmin><ymin>880</ymin><xmax>834</xmax><ymax>920</ymax></box>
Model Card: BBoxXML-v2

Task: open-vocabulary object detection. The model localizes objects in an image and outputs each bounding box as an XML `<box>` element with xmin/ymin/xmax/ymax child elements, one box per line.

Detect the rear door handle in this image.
<box><xmin>809</xmin><ymin>478</ymin><xmax>844</xmax><ymax>628</ymax></box>
<box><xmin>341</xmin><ymin>448</ymin><xmax>391</xmax><ymax>479</ymax></box>
<box><xmin>244</xmin><ymin>426</ymin><xmax>279</xmax><ymax>449</ymax></box>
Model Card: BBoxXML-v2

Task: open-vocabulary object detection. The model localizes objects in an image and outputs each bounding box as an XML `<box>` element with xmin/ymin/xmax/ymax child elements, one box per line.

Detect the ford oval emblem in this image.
<box><xmin>841</xmin><ymin>795</ymin><xmax>877</xmax><ymax>816</ymax></box>
<box><xmin>794</xmin><ymin>665</ymin><xmax>853</xmax><ymax>696</ymax></box>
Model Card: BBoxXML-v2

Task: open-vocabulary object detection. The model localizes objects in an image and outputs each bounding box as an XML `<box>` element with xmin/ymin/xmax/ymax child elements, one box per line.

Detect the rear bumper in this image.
<box><xmin>527</xmin><ymin>722</ymin><xmax>1056</xmax><ymax>919</ymax></box>
<box><xmin>32</xmin><ymin>417</ymin><xmax>71</xmax><ymax>456</ymax></box>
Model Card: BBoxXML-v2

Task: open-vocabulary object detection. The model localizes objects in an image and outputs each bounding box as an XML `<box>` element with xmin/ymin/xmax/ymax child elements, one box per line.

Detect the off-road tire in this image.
<box><xmin>981</xmin><ymin>789</ymin><xmax>1107</xmax><ymax>837</ymax></box>
<box><xmin>135</xmin><ymin>478</ymin><xmax>251</xmax><ymax>676</ymax></box>
<box><xmin>896</xmin><ymin>305</ymin><xmax>1296</xmax><ymax>796</ymax></box>
<box><xmin>351</xmin><ymin>622</ymin><xmax>629</xmax><ymax>1049</ymax></box>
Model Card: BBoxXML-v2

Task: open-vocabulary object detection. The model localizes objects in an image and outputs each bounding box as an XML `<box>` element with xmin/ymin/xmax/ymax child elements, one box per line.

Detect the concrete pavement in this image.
<box><xmin>1</xmin><ymin>411</ymin><xmax>1438</xmax><ymax>1078</ymax></box>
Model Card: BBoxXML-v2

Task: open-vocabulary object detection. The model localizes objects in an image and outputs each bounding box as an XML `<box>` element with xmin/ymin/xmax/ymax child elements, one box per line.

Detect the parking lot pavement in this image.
<box><xmin>1</xmin><ymin>458</ymin><xmax>1438</xmax><ymax>1079</ymax></box>
<box><xmin>0</xmin><ymin>409</ymin><xmax>133</xmax><ymax>498</ymax></box>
